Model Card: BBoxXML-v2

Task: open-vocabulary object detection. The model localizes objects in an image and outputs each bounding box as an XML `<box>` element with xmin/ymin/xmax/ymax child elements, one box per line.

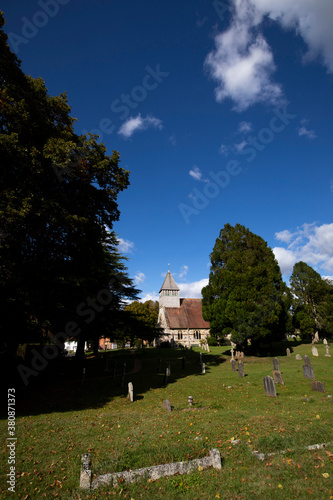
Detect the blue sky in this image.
<box><xmin>3</xmin><ymin>0</ymin><xmax>333</xmax><ymax>300</ymax></box>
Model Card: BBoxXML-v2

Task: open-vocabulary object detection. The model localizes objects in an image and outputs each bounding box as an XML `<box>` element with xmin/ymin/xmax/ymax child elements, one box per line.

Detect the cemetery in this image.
<box><xmin>1</xmin><ymin>340</ymin><xmax>332</xmax><ymax>499</ymax></box>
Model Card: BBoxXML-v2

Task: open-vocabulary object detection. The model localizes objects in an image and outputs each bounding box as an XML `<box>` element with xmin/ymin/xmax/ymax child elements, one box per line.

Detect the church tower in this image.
<box><xmin>159</xmin><ymin>270</ymin><xmax>180</xmax><ymax>308</ymax></box>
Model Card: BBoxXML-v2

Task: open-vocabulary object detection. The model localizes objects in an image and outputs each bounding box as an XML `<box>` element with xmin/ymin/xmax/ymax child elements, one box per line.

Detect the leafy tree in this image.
<box><xmin>202</xmin><ymin>223</ymin><xmax>289</xmax><ymax>347</ymax></box>
<box><xmin>0</xmin><ymin>12</ymin><xmax>139</xmax><ymax>357</ymax></box>
<box><xmin>123</xmin><ymin>300</ymin><xmax>162</xmax><ymax>347</ymax></box>
<box><xmin>290</xmin><ymin>262</ymin><xmax>333</xmax><ymax>340</ymax></box>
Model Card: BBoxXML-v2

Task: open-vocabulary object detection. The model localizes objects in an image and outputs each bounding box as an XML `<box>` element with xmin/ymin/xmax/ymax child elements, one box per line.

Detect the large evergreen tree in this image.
<box><xmin>202</xmin><ymin>223</ymin><xmax>289</xmax><ymax>346</ymax></box>
<box><xmin>290</xmin><ymin>261</ymin><xmax>333</xmax><ymax>340</ymax></box>
<box><xmin>0</xmin><ymin>12</ymin><xmax>138</xmax><ymax>357</ymax></box>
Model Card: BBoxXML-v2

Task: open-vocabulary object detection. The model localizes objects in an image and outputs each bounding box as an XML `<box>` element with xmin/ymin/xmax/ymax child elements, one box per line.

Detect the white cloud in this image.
<box><xmin>134</xmin><ymin>272</ymin><xmax>146</xmax><ymax>285</ymax></box>
<box><xmin>235</xmin><ymin>140</ymin><xmax>248</xmax><ymax>152</ymax></box>
<box><xmin>219</xmin><ymin>144</ymin><xmax>229</xmax><ymax>155</ymax></box>
<box><xmin>139</xmin><ymin>292</ymin><xmax>159</xmax><ymax>303</ymax></box>
<box><xmin>178</xmin><ymin>278</ymin><xmax>209</xmax><ymax>298</ymax></box>
<box><xmin>297</xmin><ymin>126</ymin><xmax>316</xmax><ymax>139</ymax></box>
<box><xmin>178</xmin><ymin>265</ymin><xmax>189</xmax><ymax>279</ymax></box>
<box><xmin>205</xmin><ymin>0</ymin><xmax>333</xmax><ymax>111</ymax></box>
<box><xmin>274</xmin><ymin>222</ymin><xmax>333</xmax><ymax>275</ymax></box>
<box><xmin>118</xmin><ymin>114</ymin><xmax>163</xmax><ymax>138</ymax></box>
<box><xmin>238</xmin><ymin>121</ymin><xmax>253</xmax><ymax>133</ymax></box>
<box><xmin>117</xmin><ymin>238</ymin><xmax>135</xmax><ymax>253</ymax></box>
<box><xmin>168</xmin><ymin>134</ymin><xmax>177</xmax><ymax>147</ymax></box>
<box><xmin>189</xmin><ymin>166</ymin><xmax>208</xmax><ymax>182</ymax></box>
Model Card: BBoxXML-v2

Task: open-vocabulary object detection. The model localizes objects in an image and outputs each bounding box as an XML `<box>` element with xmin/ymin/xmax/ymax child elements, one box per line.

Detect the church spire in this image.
<box><xmin>159</xmin><ymin>269</ymin><xmax>180</xmax><ymax>308</ymax></box>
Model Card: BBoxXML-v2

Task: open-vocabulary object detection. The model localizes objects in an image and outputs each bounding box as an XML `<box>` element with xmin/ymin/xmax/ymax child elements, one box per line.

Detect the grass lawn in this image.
<box><xmin>1</xmin><ymin>342</ymin><xmax>333</xmax><ymax>499</ymax></box>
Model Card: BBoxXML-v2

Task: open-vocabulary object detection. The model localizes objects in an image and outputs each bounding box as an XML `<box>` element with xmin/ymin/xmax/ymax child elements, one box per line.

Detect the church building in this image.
<box><xmin>157</xmin><ymin>270</ymin><xmax>210</xmax><ymax>346</ymax></box>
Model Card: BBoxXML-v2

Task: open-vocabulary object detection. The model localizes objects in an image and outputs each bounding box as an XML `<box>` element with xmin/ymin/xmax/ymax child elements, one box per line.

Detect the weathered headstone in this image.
<box><xmin>206</xmin><ymin>343</ymin><xmax>210</xmax><ymax>353</ymax></box>
<box><xmin>304</xmin><ymin>355</ymin><xmax>311</xmax><ymax>366</ymax></box>
<box><xmin>273</xmin><ymin>357</ymin><xmax>280</xmax><ymax>372</ymax></box>
<box><xmin>296</xmin><ymin>354</ymin><xmax>302</xmax><ymax>360</ymax></box>
<box><xmin>286</xmin><ymin>348</ymin><xmax>291</xmax><ymax>357</ymax></box>
<box><xmin>163</xmin><ymin>399</ymin><xmax>172</xmax><ymax>412</ymax></box>
<box><xmin>238</xmin><ymin>360</ymin><xmax>244</xmax><ymax>377</ymax></box>
<box><xmin>311</xmin><ymin>381</ymin><xmax>325</xmax><ymax>393</ymax></box>
<box><xmin>231</xmin><ymin>359</ymin><xmax>237</xmax><ymax>372</ymax></box>
<box><xmin>167</xmin><ymin>364</ymin><xmax>171</xmax><ymax>376</ymax></box>
<box><xmin>273</xmin><ymin>370</ymin><xmax>284</xmax><ymax>385</ymax></box>
<box><xmin>312</xmin><ymin>346</ymin><xmax>319</xmax><ymax>357</ymax></box>
<box><xmin>201</xmin><ymin>363</ymin><xmax>206</xmax><ymax>374</ymax></box>
<box><xmin>263</xmin><ymin>375</ymin><xmax>277</xmax><ymax>397</ymax></box>
<box><xmin>128</xmin><ymin>382</ymin><xmax>134</xmax><ymax>402</ymax></box>
<box><xmin>323</xmin><ymin>338</ymin><xmax>328</xmax><ymax>345</ymax></box>
<box><xmin>325</xmin><ymin>345</ymin><xmax>331</xmax><ymax>358</ymax></box>
<box><xmin>230</xmin><ymin>348</ymin><xmax>235</xmax><ymax>361</ymax></box>
<box><xmin>163</xmin><ymin>367</ymin><xmax>168</xmax><ymax>385</ymax></box>
<box><xmin>303</xmin><ymin>364</ymin><xmax>315</xmax><ymax>380</ymax></box>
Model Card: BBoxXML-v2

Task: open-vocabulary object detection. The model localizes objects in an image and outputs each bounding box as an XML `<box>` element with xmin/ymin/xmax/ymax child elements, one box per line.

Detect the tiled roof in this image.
<box><xmin>164</xmin><ymin>299</ymin><xmax>210</xmax><ymax>329</ymax></box>
<box><xmin>159</xmin><ymin>271</ymin><xmax>180</xmax><ymax>293</ymax></box>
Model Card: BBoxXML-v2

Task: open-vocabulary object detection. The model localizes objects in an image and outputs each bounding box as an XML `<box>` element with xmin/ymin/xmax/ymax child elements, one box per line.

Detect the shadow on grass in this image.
<box><xmin>9</xmin><ymin>348</ymin><xmax>226</xmax><ymax>418</ymax></box>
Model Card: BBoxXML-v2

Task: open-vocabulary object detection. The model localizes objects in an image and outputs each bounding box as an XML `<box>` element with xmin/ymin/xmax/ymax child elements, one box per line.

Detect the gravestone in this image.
<box><xmin>312</xmin><ymin>346</ymin><xmax>319</xmax><ymax>357</ymax></box>
<box><xmin>323</xmin><ymin>338</ymin><xmax>328</xmax><ymax>345</ymax></box>
<box><xmin>167</xmin><ymin>364</ymin><xmax>171</xmax><ymax>376</ymax></box>
<box><xmin>286</xmin><ymin>348</ymin><xmax>291</xmax><ymax>357</ymax></box>
<box><xmin>273</xmin><ymin>370</ymin><xmax>284</xmax><ymax>385</ymax></box>
<box><xmin>263</xmin><ymin>375</ymin><xmax>277</xmax><ymax>397</ymax></box>
<box><xmin>304</xmin><ymin>355</ymin><xmax>311</xmax><ymax>366</ymax></box>
<box><xmin>163</xmin><ymin>399</ymin><xmax>172</xmax><ymax>412</ymax></box>
<box><xmin>273</xmin><ymin>357</ymin><xmax>280</xmax><ymax>371</ymax></box>
<box><xmin>206</xmin><ymin>343</ymin><xmax>210</xmax><ymax>353</ymax></box>
<box><xmin>128</xmin><ymin>382</ymin><xmax>134</xmax><ymax>402</ymax></box>
<box><xmin>303</xmin><ymin>364</ymin><xmax>315</xmax><ymax>380</ymax></box>
<box><xmin>230</xmin><ymin>348</ymin><xmax>235</xmax><ymax>361</ymax></box>
<box><xmin>295</xmin><ymin>354</ymin><xmax>302</xmax><ymax>360</ymax></box>
<box><xmin>325</xmin><ymin>345</ymin><xmax>331</xmax><ymax>358</ymax></box>
<box><xmin>231</xmin><ymin>359</ymin><xmax>237</xmax><ymax>372</ymax></box>
<box><xmin>201</xmin><ymin>363</ymin><xmax>206</xmax><ymax>374</ymax></box>
<box><xmin>311</xmin><ymin>381</ymin><xmax>325</xmax><ymax>393</ymax></box>
<box><xmin>238</xmin><ymin>360</ymin><xmax>244</xmax><ymax>377</ymax></box>
<box><xmin>163</xmin><ymin>367</ymin><xmax>168</xmax><ymax>385</ymax></box>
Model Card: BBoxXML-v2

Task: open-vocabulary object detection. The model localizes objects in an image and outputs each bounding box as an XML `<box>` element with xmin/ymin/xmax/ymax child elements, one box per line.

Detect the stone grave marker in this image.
<box><xmin>296</xmin><ymin>354</ymin><xmax>302</xmax><ymax>360</ymax></box>
<box><xmin>312</xmin><ymin>345</ymin><xmax>319</xmax><ymax>357</ymax></box>
<box><xmin>304</xmin><ymin>355</ymin><xmax>311</xmax><ymax>366</ymax></box>
<box><xmin>273</xmin><ymin>370</ymin><xmax>284</xmax><ymax>385</ymax></box>
<box><xmin>323</xmin><ymin>338</ymin><xmax>328</xmax><ymax>345</ymax></box>
<box><xmin>263</xmin><ymin>375</ymin><xmax>277</xmax><ymax>397</ymax></box>
<box><xmin>231</xmin><ymin>359</ymin><xmax>237</xmax><ymax>372</ymax></box>
<box><xmin>163</xmin><ymin>367</ymin><xmax>168</xmax><ymax>385</ymax></box>
<box><xmin>201</xmin><ymin>363</ymin><xmax>206</xmax><ymax>374</ymax></box>
<box><xmin>311</xmin><ymin>381</ymin><xmax>325</xmax><ymax>393</ymax></box>
<box><xmin>238</xmin><ymin>360</ymin><xmax>244</xmax><ymax>377</ymax></box>
<box><xmin>163</xmin><ymin>399</ymin><xmax>172</xmax><ymax>412</ymax></box>
<box><xmin>128</xmin><ymin>382</ymin><xmax>134</xmax><ymax>402</ymax></box>
<box><xmin>303</xmin><ymin>364</ymin><xmax>315</xmax><ymax>380</ymax></box>
<box><xmin>286</xmin><ymin>348</ymin><xmax>291</xmax><ymax>357</ymax></box>
<box><xmin>325</xmin><ymin>345</ymin><xmax>331</xmax><ymax>358</ymax></box>
<box><xmin>273</xmin><ymin>357</ymin><xmax>280</xmax><ymax>372</ymax></box>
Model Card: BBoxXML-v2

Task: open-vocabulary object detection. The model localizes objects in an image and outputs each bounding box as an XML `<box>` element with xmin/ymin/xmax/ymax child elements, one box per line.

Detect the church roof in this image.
<box><xmin>159</xmin><ymin>270</ymin><xmax>180</xmax><ymax>293</ymax></box>
<box><xmin>164</xmin><ymin>299</ymin><xmax>210</xmax><ymax>329</ymax></box>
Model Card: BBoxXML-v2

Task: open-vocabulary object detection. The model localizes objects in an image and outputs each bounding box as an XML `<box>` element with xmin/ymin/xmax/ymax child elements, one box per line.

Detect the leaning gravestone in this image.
<box><xmin>273</xmin><ymin>357</ymin><xmax>280</xmax><ymax>372</ymax></box>
<box><xmin>263</xmin><ymin>376</ymin><xmax>277</xmax><ymax>397</ymax></box>
<box><xmin>303</xmin><ymin>364</ymin><xmax>315</xmax><ymax>380</ymax></box>
<box><xmin>231</xmin><ymin>359</ymin><xmax>237</xmax><ymax>372</ymax></box>
<box><xmin>296</xmin><ymin>354</ymin><xmax>302</xmax><ymax>360</ymax></box>
<box><xmin>311</xmin><ymin>381</ymin><xmax>325</xmax><ymax>393</ymax></box>
<box><xmin>163</xmin><ymin>399</ymin><xmax>172</xmax><ymax>412</ymax></box>
<box><xmin>304</xmin><ymin>355</ymin><xmax>311</xmax><ymax>366</ymax></box>
<box><xmin>273</xmin><ymin>370</ymin><xmax>284</xmax><ymax>385</ymax></box>
<box><xmin>286</xmin><ymin>348</ymin><xmax>291</xmax><ymax>357</ymax></box>
<box><xmin>312</xmin><ymin>346</ymin><xmax>319</xmax><ymax>357</ymax></box>
<box><xmin>238</xmin><ymin>360</ymin><xmax>244</xmax><ymax>377</ymax></box>
<box><xmin>325</xmin><ymin>345</ymin><xmax>331</xmax><ymax>358</ymax></box>
<box><xmin>201</xmin><ymin>363</ymin><xmax>206</xmax><ymax>374</ymax></box>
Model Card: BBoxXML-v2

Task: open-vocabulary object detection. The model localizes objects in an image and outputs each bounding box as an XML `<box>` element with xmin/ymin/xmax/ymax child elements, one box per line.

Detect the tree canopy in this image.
<box><xmin>123</xmin><ymin>300</ymin><xmax>162</xmax><ymax>347</ymax></box>
<box><xmin>290</xmin><ymin>261</ymin><xmax>333</xmax><ymax>340</ymax></box>
<box><xmin>0</xmin><ymin>12</ymin><xmax>139</xmax><ymax>357</ymax></box>
<box><xmin>202</xmin><ymin>223</ymin><xmax>289</xmax><ymax>346</ymax></box>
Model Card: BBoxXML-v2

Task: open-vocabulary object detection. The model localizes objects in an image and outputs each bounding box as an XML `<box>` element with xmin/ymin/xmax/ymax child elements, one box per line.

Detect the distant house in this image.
<box><xmin>157</xmin><ymin>270</ymin><xmax>210</xmax><ymax>346</ymax></box>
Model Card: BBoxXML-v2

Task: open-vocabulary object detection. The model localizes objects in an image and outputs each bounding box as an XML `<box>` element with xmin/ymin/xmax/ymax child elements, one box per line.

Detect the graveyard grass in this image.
<box><xmin>1</xmin><ymin>343</ymin><xmax>333</xmax><ymax>499</ymax></box>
